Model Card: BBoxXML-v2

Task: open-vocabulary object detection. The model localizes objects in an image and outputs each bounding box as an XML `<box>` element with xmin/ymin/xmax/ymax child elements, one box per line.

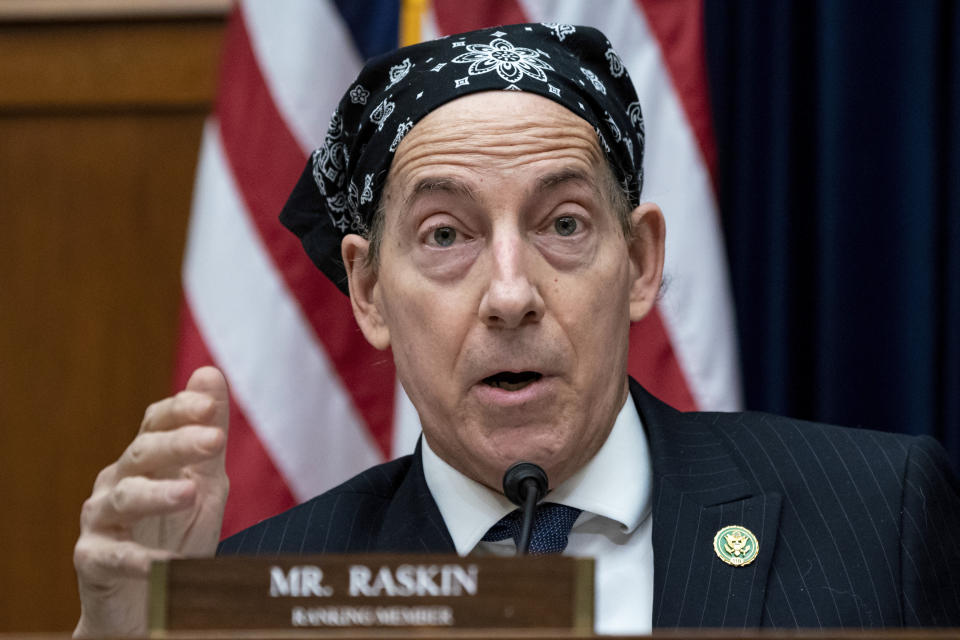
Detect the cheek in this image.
<box><xmin>383</xmin><ymin>293</ymin><xmax>434</xmax><ymax>356</ymax></box>
<box><xmin>553</xmin><ymin>259</ymin><xmax>633</xmax><ymax>354</ymax></box>
<box><xmin>379</xmin><ymin>278</ymin><xmax>470</xmax><ymax>380</ymax></box>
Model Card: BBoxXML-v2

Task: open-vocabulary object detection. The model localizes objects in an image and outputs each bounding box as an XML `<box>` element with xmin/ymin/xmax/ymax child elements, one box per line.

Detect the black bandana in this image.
<box><xmin>280</xmin><ymin>23</ymin><xmax>645</xmax><ymax>294</ymax></box>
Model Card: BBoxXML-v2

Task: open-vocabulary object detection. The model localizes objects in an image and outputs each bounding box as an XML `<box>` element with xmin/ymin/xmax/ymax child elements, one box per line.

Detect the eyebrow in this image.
<box><xmin>534</xmin><ymin>167</ymin><xmax>599</xmax><ymax>197</ymax></box>
<box><xmin>403</xmin><ymin>177</ymin><xmax>479</xmax><ymax>208</ymax></box>
<box><xmin>401</xmin><ymin>167</ymin><xmax>600</xmax><ymax>210</ymax></box>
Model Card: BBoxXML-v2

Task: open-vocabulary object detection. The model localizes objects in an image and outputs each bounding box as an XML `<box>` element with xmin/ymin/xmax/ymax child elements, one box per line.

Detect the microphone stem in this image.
<box><xmin>516</xmin><ymin>477</ymin><xmax>538</xmax><ymax>555</ymax></box>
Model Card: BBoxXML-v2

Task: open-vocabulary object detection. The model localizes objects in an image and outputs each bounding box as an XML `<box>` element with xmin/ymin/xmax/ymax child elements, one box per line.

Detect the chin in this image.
<box><xmin>483</xmin><ymin>428</ymin><xmax>572</xmax><ymax>480</ymax></box>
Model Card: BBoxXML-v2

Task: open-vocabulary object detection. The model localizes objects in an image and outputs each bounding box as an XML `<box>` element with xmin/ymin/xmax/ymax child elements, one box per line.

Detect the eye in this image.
<box><xmin>554</xmin><ymin>216</ymin><xmax>578</xmax><ymax>236</ymax></box>
<box><xmin>432</xmin><ymin>226</ymin><xmax>457</xmax><ymax>247</ymax></box>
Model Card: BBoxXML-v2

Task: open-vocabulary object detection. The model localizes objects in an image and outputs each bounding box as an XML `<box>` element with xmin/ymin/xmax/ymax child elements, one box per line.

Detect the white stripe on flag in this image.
<box><xmin>519</xmin><ymin>0</ymin><xmax>742</xmax><ymax>411</ymax></box>
<box><xmin>419</xmin><ymin>5</ymin><xmax>442</xmax><ymax>42</ymax></box>
<box><xmin>184</xmin><ymin>120</ymin><xmax>382</xmax><ymax>501</ymax></box>
<box><xmin>391</xmin><ymin>384</ymin><xmax>422</xmax><ymax>459</ymax></box>
<box><xmin>242</xmin><ymin>0</ymin><xmax>364</xmax><ymax>152</ymax></box>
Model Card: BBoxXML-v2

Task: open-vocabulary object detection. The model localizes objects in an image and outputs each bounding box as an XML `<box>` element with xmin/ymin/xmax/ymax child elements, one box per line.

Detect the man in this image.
<box><xmin>74</xmin><ymin>24</ymin><xmax>960</xmax><ymax>637</ymax></box>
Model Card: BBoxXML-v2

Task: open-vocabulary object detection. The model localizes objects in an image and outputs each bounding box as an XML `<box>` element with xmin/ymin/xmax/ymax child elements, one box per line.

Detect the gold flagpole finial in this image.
<box><xmin>400</xmin><ymin>0</ymin><xmax>430</xmax><ymax>46</ymax></box>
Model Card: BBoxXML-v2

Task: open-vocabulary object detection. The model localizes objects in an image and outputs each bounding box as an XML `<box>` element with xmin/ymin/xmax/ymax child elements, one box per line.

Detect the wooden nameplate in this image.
<box><xmin>149</xmin><ymin>554</ymin><xmax>593</xmax><ymax>635</ymax></box>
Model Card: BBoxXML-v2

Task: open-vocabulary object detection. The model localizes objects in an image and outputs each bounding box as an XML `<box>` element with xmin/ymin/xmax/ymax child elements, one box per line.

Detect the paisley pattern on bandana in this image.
<box><xmin>543</xmin><ymin>22</ymin><xmax>576</xmax><ymax>41</ymax></box>
<box><xmin>360</xmin><ymin>173</ymin><xmax>374</xmax><ymax>205</ymax></box>
<box><xmin>451</xmin><ymin>37</ymin><xmax>553</xmax><ymax>84</ymax></box>
<box><xmin>349</xmin><ymin>84</ymin><xmax>369</xmax><ymax>105</ymax></box>
<box><xmin>388</xmin><ymin>118</ymin><xmax>415</xmax><ymax>152</ymax></box>
<box><xmin>605</xmin><ymin>111</ymin><xmax>622</xmax><ymax>142</ymax></box>
<box><xmin>369</xmin><ymin>97</ymin><xmax>395</xmax><ymax>132</ymax></box>
<box><xmin>605</xmin><ymin>48</ymin><xmax>625</xmax><ymax>78</ymax></box>
<box><xmin>385</xmin><ymin>58</ymin><xmax>413</xmax><ymax>90</ymax></box>
<box><xmin>627</xmin><ymin>101</ymin><xmax>643</xmax><ymax>128</ymax></box>
<box><xmin>280</xmin><ymin>23</ymin><xmax>646</xmax><ymax>295</ymax></box>
<box><xmin>580</xmin><ymin>67</ymin><xmax>607</xmax><ymax>95</ymax></box>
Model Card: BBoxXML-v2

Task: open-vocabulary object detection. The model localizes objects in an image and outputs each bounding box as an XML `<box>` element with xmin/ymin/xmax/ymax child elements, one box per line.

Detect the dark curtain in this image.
<box><xmin>704</xmin><ymin>0</ymin><xmax>960</xmax><ymax>471</ymax></box>
<box><xmin>334</xmin><ymin>0</ymin><xmax>399</xmax><ymax>58</ymax></box>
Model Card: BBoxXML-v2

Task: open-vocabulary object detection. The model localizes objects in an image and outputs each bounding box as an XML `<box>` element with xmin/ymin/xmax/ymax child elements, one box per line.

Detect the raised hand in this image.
<box><xmin>73</xmin><ymin>367</ymin><xmax>230</xmax><ymax>637</ymax></box>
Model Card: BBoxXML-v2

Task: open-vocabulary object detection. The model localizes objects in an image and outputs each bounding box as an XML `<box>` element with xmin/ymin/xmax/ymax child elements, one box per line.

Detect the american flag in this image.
<box><xmin>173</xmin><ymin>0</ymin><xmax>742</xmax><ymax>539</ymax></box>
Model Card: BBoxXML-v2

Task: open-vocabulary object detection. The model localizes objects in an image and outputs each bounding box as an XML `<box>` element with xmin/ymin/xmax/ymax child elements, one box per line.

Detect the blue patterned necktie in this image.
<box><xmin>481</xmin><ymin>502</ymin><xmax>582</xmax><ymax>554</ymax></box>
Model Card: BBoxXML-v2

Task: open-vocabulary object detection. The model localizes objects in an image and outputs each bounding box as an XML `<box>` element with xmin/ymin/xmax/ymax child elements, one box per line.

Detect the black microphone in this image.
<box><xmin>502</xmin><ymin>462</ymin><xmax>548</xmax><ymax>555</ymax></box>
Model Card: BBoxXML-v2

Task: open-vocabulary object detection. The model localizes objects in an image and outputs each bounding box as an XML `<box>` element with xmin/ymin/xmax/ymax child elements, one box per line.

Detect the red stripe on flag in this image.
<box><xmin>637</xmin><ymin>0</ymin><xmax>718</xmax><ymax>180</ymax></box>
<box><xmin>627</xmin><ymin>314</ymin><xmax>697</xmax><ymax>411</ymax></box>
<box><xmin>433</xmin><ymin>1</ymin><xmax>700</xmax><ymax>410</ymax></box>
<box><xmin>432</xmin><ymin>0</ymin><xmax>527</xmax><ymax>33</ymax></box>
<box><xmin>172</xmin><ymin>300</ymin><xmax>297</xmax><ymax>537</ymax></box>
<box><xmin>214</xmin><ymin>10</ymin><xmax>396</xmax><ymax>458</ymax></box>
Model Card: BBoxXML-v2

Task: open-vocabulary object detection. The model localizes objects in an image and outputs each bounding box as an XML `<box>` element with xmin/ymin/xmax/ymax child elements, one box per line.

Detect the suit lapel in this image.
<box><xmin>370</xmin><ymin>383</ymin><xmax>780</xmax><ymax>624</ymax></box>
<box><xmin>375</xmin><ymin>440</ymin><xmax>457</xmax><ymax>553</ymax></box>
<box><xmin>631</xmin><ymin>380</ymin><xmax>781</xmax><ymax>628</ymax></box>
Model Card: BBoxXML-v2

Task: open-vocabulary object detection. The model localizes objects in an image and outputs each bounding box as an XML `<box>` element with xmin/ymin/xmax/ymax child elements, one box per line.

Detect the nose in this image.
<box><xmin>478</xmin><ymin>233</ymin><xmax>545</xmax><ymax>329</ymax></box>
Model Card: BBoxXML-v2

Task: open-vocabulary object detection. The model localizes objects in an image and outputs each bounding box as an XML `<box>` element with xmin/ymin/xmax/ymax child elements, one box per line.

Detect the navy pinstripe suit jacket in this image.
<box><xmin>218</xmin><ymin>379</ymin><xmax>960</xmax><ymax>629</ymax></box>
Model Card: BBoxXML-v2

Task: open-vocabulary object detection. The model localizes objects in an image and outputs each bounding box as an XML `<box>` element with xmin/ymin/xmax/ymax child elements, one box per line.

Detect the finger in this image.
<box><xmin>140</xmin><ymin>390</ymin><xmax>217</xmax><ymax>434</ymax></box>
<box><xmin>115</xmin><ymin>426</ymin><xmax>225</xmax><ymax>478</ymax></box>
<box><xmin>185</xmin><ymin>366</ymin><xmax>230</xmax><ymax>435</ymax></box>
<box><xmin>82</xmin><ymin>477</ymin><xmax>196</xmax><ymax>530</ymax></box>
<box><xmin>75</xmin><ymin>534</ymin><xmax>179</xmax><ymax>582</ymax></box>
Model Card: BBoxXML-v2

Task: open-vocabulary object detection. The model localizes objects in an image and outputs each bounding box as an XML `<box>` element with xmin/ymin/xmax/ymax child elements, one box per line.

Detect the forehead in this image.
<box><xmin>385</xmin><ymin>92</ymin><xmax>606</xmax><ymax>197</ymax></box>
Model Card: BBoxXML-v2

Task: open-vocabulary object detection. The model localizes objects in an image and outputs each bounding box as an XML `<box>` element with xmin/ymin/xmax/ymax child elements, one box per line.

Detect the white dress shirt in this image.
<box><xmin>421</xmin><ymin>396</ymin><xmax>654</xmax><ymax>635</ymax></box>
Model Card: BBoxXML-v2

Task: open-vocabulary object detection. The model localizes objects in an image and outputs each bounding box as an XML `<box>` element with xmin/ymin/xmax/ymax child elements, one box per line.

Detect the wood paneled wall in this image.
<box><xmin>0</xmin><ymin>12</ymin><xmax>226</xmax><ymax>631</ymax></box>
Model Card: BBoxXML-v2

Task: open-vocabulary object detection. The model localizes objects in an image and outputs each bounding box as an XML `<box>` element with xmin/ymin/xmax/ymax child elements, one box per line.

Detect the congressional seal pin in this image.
<box><xmin>713</xmin><ymin>525</ymin><xmax>759</xmax><ymax>567</ymax></box>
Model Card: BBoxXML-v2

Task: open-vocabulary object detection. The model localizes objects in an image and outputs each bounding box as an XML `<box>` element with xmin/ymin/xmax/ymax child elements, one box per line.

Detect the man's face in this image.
<box><xmin>344</xmin><ymin>92</ymin><xmax>663</xmax><ymax>491</ymax></box>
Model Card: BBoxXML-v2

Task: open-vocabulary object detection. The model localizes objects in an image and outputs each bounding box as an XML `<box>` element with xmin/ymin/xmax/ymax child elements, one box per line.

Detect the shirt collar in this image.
<box><xmin>421</xmin><ymin>392</ymin><xmax>652</xmax><ymax>556</ymax></box>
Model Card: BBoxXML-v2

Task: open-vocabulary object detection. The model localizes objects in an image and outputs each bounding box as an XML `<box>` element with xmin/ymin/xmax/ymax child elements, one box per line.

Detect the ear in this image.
<box><xmin>627</xmin><ymin>202</ymin><xmax>666</xmax><ymax>322</ymax></box>
<box><xmin>342</xmin><ymin>234</ymin><xmax>391</xmax><ymax>350</ymax></box>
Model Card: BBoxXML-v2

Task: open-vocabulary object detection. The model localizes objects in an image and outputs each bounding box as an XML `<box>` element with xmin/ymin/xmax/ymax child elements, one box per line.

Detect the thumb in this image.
<box><xmin>186</xmin><ymin>366</ymin><xmax>230</xmax><ymax>435</ymax></box>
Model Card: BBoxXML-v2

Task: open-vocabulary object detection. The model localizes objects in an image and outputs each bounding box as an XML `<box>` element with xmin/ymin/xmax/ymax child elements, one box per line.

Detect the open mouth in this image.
<box><xmin>481</xmin><ymin>371</ymin><xmax>543</xmax><ymax>391</ymax></box>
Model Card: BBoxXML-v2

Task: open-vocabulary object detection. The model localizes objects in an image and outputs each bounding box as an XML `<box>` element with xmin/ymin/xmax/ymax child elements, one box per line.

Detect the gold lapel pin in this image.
<box><xmin>714</xmin><ymin>525</ymin><xmax>759</xmax><ymax>567</ymax></box>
